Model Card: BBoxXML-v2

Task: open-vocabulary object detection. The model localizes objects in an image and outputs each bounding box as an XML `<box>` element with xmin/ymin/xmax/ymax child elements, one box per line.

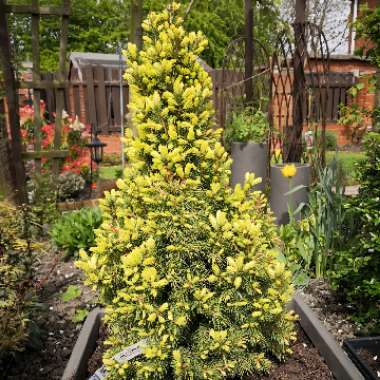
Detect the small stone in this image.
<box><xmin>374</xmin><ymin>355</ymin><xmax>378</xmax><ymax>361</ymax></box>
<box><xmin>48</xmin><ymin>332</ymin><xmax>54</xmax><ymax>336</ymax></box>
<box><xmin>49</xmin><ymin>306</ymin><xmax>53</xmax><ymax>311</ymax></box>
<box><xmin>377</xmin><ymin>370</ymin><xmax>380</xmax><ymax>378</ymax></box>
<box><xmin>302</xmin><ymin>343</ymin><xmax>307</xmax><ymax>348</ymax></box>
<box><xmin>338</xmin><ymin>329</ymin><xmax>343</xmax><ymax>334</ymax></box>
<box><xmin>40</xmin><ymin>368</ymin><xmax>44</xmax><ymax>372</ymax></box>
<box><xmin>59</xmin><ymin>330</ymin><xmax>64</xmax><ymax>334</ymax></box>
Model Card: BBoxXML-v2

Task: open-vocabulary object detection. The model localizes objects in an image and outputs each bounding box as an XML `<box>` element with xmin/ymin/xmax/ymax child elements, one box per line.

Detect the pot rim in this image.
<box><xmin>231</xmin><ymin>141</ymin><xmax>267</xmax><ymax>147</ymax></box>
<box><xmin>271</xmin><ymin>163</ymin><xmax>311</xmax><ymax>169</ymax></box>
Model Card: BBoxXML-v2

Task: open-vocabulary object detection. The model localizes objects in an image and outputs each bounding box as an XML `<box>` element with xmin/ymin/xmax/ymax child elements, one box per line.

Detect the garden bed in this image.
<box><xmin>1</xmin><ymin>250</ymin><xmax>97</xmax><ymax>380</ymax></box>
<box><xmin>67</xmin><ymin>314</ymin><xmax>333</xmax><ymax>380</ymax></box>
<box><xmin>63</xmin><ymin>294</ymin><xmax>366</xmax><ymax>380</ymax></box>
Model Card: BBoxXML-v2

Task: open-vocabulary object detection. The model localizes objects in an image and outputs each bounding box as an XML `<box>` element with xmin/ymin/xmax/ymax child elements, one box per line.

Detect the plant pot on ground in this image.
<box><xmin>270</xmin><ymin>163</ymin><xmax>310</xmax><ymax>225</ymax></box>
<box><xmin>225</xmin><ymin>108</ymin><xmax>269</xmax><ymax>191</ymax></box>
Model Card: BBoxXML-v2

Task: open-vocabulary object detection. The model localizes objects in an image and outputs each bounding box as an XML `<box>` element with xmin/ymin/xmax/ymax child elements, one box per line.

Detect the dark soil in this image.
<box><xmin>301</xmin><ymin>279</ymin><xmax>360</xmax><ymax>344</ymax></box>
<box><xmin>1</xmin><ymin>248</ymin><xmax>97</xmax><ymax>380</ymax></box>
<box><xmin>88</xmin><ymin>324</ymin><xmax>333</xmax><ymax>380</ymax></box>
<box><xmin>357</xmin><ymin>347</ymin><xmax>380</xmax><ymax>377</ymax></box>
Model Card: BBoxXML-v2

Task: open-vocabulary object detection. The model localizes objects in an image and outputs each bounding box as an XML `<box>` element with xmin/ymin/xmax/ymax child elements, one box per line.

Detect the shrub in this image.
<box><xmin>324</xmin><ymin>130</ymin><xmax>338</xmax><ymax>150</ymax></box>
<box><xmin>76</xmin><ymin>4</ymin><xmax>295</xmax><ymax>379</ymax></box>
<box><xmin>51</xmin><ymin>207</ymin><xmax>102</xmax><ymax>258</ymax></box>
<box><xmin>27</xmin><ymin>173</ymin><xmax>59</xmax><ymax>236</ymax></box>
<box><xmin>224</xmin><ymin>108</ymin><xmax>269</xmax><ymax>149</ymax></box>
<box><xmin>0</xmin><ymin>202</ymin><xmax>38</xmax><ymax>357</ymax></box>
<box><xmin>330</xmin><ymin>132</ymin><xmax>380</xmax><ymax>332</ymax></box>
<box><xmin>57</xmin><ymin>171</ymin><xmax>86</xmax><ymax>200</ymax></box>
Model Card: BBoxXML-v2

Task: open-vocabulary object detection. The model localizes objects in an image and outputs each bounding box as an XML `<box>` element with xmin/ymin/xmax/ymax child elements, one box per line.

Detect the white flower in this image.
<box><xmin>70</xmin><ymin>115</ymin><xmax>85</xmax><ymax>131</ymax></box>
<box><xmin>62</xmin><ymin>109</ymin><xmax>69</xmax><ymax>119</ymax></box>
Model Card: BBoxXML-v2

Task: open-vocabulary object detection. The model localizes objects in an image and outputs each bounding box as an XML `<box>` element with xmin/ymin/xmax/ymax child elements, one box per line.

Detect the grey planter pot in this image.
<box><xmin>63</xmin><ymin>296</ymin><xmax>364</xmax><ymax>380</ymax></box>
<box><xmin>269</xmin><ymin>163</ymin><xmax>310</xmax><ymax>225</ymax></box>
<box><xmin>230</xmin><ymin>142</ymin><xmax>267</xmax><ymax>192</ymax></box>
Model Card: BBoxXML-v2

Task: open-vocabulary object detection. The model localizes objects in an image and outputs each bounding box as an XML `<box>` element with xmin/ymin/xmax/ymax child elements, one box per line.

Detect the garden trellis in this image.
<box><xmin>5</xmin><ymin>0</ymin><xmax>70</xmax><ymax>175</ymax></box>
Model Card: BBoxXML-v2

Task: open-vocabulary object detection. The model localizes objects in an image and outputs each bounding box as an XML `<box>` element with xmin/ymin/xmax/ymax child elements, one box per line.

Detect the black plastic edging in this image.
<box><xmin>61</xmin><ymin>307</ymin><xmax>104</xmax><ymax>380</ymax></box>
<box><xmin>292</xmin><ymin>293</ymin><xmax>365</xmax><ymax>380</ymax></box>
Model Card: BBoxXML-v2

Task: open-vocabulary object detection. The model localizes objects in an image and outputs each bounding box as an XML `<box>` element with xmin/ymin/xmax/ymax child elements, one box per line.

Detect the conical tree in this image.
<box><xmin>77</xmin><ymin>3</ymin><xmax>295</xmax><ymax>379</ymax></box>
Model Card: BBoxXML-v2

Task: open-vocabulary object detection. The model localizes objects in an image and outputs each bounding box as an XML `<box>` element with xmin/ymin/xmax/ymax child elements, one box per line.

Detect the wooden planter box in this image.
<box><xmin>62</xmin><ymin>295</ymin><xmax>365</xmax><ymax>380</ymax></box>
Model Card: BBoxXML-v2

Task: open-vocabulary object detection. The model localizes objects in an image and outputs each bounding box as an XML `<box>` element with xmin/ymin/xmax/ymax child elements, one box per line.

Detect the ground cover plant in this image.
<box><xmin>77</xmin><ymin>3</ymin><xmax>296</xmax><ymax>379</ymax></box>
<box><xmin>51</xmin><ymin>207</ymin><xmax>102</xmax><ymax>258</ymax></box>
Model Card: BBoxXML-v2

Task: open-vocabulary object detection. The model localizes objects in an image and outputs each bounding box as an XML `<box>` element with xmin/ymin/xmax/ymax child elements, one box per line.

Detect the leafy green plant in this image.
<box><xmin>51</xmin><ymin>207</ymin><xmax>102</xmax><ymax>258</ymax></box>
<box><xmin>72</xmin><ymin>308</ymin><xmax>89</xmax><ymax>323</ymax></box>
<box><xmin>76</xmin><ymin>5</ymin><xmax>295</xmax><ymax>379</ymax></box>
<box><xmin>306</xmin><ymin>159</ymin><xmax>346</xmax><ymax>278</ymax></box>
<box><xmin>27</xmin><ymin>173</ymin><xmax>59</xmax><ymax>236</ymax></box>
<box><xmin>338</xmin><ymin>102</ymin><xmax>370</xmax><ymax>145</ymax></box>
<box><xmin>280</xmin><ymin>158</ymin><xmax>346</xmax><ymax>280</ymax></box>
<box><xmin>330</xmin><ymin>132</ymin><xmax>380</xmax><ymax>332</ymax></box>
<box><xmin>57</xmin><ymin>171</ymin><xmax>86</xmax><ymax>200</ymax></box>
<box><xmin>61</xmin><ymin>285</ymin><xmax>82</xmax><ymax>302</ymax></box>
<box><xmin>224</xmin><ymin>107</ymin><xmax>269</xmax><ymax>148</ymax></box>
<box><xmin>0</xmin><ymin>202</ymin><xmax>39</xmax><ymax>357</ymax></box>
<box><xmin>278</xmin><ymin>217</ymin><xmax>314</xmax><ymax>287</ymax></box>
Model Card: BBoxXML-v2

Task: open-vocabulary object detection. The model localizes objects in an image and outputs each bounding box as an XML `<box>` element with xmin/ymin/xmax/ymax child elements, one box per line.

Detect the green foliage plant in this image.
<box><xmin>330</xmin><ymin>132</ymin><xmax>380</xmax><ymax>332</ymax></box>
<box><xmin>76</xmin><ymin>4</ymin><xmax>295</xmax><ymax>379</ymax></box>
<box><xmin>280</xmin><ymin>159</ymin><xmax>346</xmax><ymax>280</ymax></box>
<box><xmin>51</xmin><ymin>207</ymin><xmax>102</xmax><ymax>258</ymax></box>
<box><xmin>57</xmin><ymin>171</ymin><xmax>86</xmax><ymax>200</ymax></box>
<box><xmin>224</xmin><ymin>108</ymin><xmax>269</xmax><ymax>149</ymax></box>
<box><xmin>0</xmin><ymin>202</ymin><xmax>39</xmax><ymax>357</ymax></box>
<box><xmin>27</xmin><ymin>173</ymin><xmax>59</xmax><ymax>236</ymax></box>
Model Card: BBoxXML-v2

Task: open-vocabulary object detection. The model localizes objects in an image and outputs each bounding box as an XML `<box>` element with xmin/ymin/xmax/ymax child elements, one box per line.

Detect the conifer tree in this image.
<box><xmin>77</xmin><ymin>3</ymin><xmax>295</xmax><ymax>379</ymax></box>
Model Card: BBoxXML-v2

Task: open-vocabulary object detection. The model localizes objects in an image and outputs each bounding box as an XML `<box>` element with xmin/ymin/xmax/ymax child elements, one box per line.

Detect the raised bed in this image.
<box><xmin>62</xmin><ymin>294</ymin><xmax>365</xmax><ymax>380</ymax></box>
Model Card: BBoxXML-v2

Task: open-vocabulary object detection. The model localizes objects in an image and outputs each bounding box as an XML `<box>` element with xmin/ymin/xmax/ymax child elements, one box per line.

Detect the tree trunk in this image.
<box><xmin>244</xmin><ymin>0</ymin><xmax>254</xmax><ymax>106</ymax></box>
<box><xmin>284</xmin><ymin>0</ymin><xmax>306</xmax><ymax>163</ymax></box>
<box><xmin>0</xmin><ymin>0</ymin><xmax>27</xmax><ymax>204</ymax></box>
<box><xmin>130</xmin><ymin>0</ymin><xmax>144</xmax><ymax>50</ymax></box>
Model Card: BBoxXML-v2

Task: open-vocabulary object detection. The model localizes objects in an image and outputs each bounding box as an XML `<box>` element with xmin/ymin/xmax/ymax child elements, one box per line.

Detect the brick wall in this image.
<box><xmin>328</xmin><ymin>58</ymin><xmax>376</xmax><ymax>145</ymax></box>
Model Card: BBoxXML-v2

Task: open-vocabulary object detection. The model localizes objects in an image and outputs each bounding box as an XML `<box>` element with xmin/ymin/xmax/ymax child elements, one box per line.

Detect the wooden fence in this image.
<box><xmin>36</xmin><ymin>67</ymin><xmax>355</xmax><ymax>133</ymax></box>
<box><xmin>40</xmin><ymin>66</ymin><xmax>129</xmax><ymax>133</ymax></box>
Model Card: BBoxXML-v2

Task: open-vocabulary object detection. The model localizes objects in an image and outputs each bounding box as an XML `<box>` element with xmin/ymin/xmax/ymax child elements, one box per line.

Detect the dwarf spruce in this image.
<box><xmin>76</xmin><ymin>3</ymin><xmax>295</xmax><ymax>379</ymax></box>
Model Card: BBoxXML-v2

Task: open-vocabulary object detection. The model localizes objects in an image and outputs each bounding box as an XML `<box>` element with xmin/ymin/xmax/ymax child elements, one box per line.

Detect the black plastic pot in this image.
<box><xmin>269</xmin><ymin>163</ymin><xmax>310</xmax><ymax>225</ymax></box>
<box><xmin>343</xmin><ymin>337</ymin><xmax>380</xmax><ymax>380</ymax></box>
<box><xmin>230</xmin><ymin>142</ymin><xmax>267</xmax><ymax>192</ymax></box>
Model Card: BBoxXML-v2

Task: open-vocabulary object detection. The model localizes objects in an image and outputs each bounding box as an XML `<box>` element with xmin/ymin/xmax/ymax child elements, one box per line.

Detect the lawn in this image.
<box><xmin>99</xmin><ymin>165</ymin><xmax>121</xmax><ymax>180</ymax></box>
<box><xmin>326</xmin><ymin>151</ymin><xmax>365</xmax><ymax>186</ymax></box>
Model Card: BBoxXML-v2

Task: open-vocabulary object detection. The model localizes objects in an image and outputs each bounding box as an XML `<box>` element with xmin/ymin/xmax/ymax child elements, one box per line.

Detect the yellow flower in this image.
<box><xmin>281</xmin><ymin>164</ymin><xmax>297</xmax><ymax>178</ymax></box>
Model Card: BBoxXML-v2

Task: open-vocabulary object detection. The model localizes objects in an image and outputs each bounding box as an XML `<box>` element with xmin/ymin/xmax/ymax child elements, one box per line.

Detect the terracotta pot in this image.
<box><xmin>269</xmin><ymin>163</ymin><xmax>310</xmax><ymax>225</ymax></box>
<box><xmin>230</xmin><ymin>142</ymin><xmax>267</xmax><ymax>191</ymax></box>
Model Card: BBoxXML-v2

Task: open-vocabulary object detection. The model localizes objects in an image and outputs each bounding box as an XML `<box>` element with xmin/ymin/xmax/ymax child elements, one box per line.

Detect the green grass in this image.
<box><xmin>326</xmin><ymin>151</ymin><xmax>366</xmax><ymax>186</ymax></box>
<box><xmin>99</xmin><ymin>165</ymin><xmax>121</xmax><ymax>180</ymax></box>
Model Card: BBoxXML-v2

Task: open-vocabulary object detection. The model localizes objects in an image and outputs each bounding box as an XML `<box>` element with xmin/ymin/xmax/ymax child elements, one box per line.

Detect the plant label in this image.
<box><xmin>89</xmin><ymin>339</ymin><xmax>147</xmax><ymax>380</ymax></box>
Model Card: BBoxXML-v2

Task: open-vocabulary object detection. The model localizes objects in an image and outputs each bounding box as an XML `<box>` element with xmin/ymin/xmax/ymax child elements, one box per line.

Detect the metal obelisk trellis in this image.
<box><xmin>4</xmin><ymin>0</ymin><xmax>70</xmax><ymax>176</ymax></box>
<box><xmin>270</xmin><ymin>22</ymin><xmax>330</xmax><ymax>166</ymax></box>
